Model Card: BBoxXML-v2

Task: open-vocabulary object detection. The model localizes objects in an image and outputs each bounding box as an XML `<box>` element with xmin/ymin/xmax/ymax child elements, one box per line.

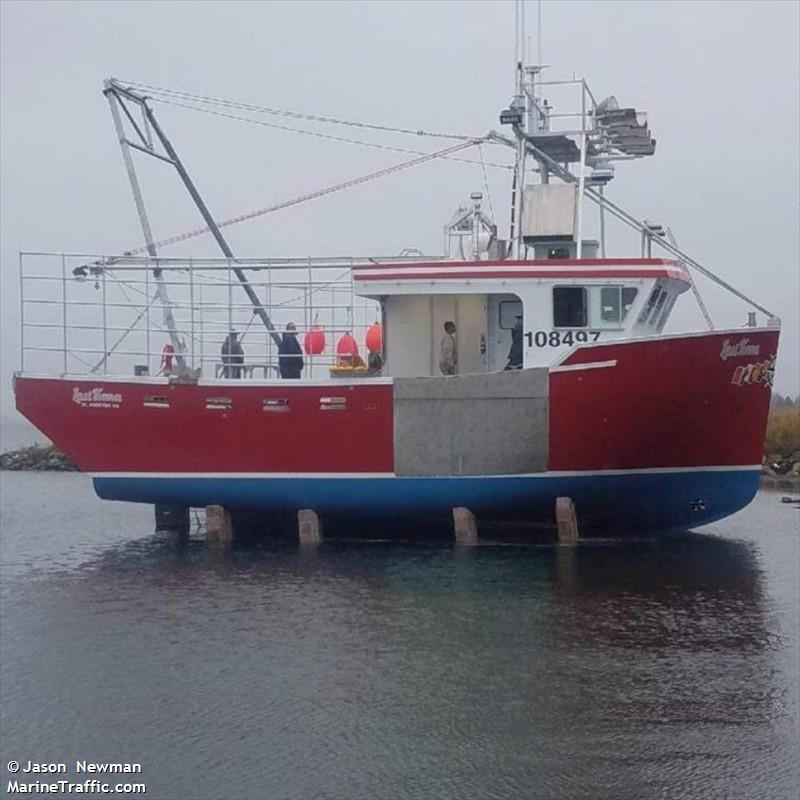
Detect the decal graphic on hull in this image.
<box><xmin>731</xmin><ymin>355</ymin><xmax>775</xmax><ymax>388</ymax></box>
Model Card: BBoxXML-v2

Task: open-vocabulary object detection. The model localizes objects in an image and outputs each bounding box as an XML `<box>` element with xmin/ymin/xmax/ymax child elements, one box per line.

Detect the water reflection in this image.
<box><xmin>7</xmin><ymin>530</ymin><xmax>771</xmax><ymax>662</ymax></box>
<box><xmin>1</xmin><ymin>477</ymin><xmax>796</xmax><ymax>800</ymax></box>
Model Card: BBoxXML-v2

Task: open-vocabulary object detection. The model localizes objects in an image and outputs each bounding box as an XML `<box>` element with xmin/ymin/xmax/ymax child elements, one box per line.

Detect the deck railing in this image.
<box><xmin>18</xmin><ymin>252</ymin><xmax>439</xmax><ymax>380</ymax></box>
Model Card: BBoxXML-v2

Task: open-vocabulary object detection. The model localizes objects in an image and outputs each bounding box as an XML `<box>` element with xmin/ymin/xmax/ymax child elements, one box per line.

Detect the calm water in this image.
<box><xmin>1</xmin><ymin>472</ymin><xmax>798</xmax><ymax>800</ymax></box>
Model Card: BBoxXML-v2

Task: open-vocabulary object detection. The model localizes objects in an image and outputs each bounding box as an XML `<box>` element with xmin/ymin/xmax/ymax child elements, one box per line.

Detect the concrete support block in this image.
<box><xmin>453</xmin><ymin>506</ymin><xmax>478</xmax><ymax>545</ymax></box>
<box><xmin>298</xmin><ymin>509</ymin><xmax>323</xmax><ymax>546</ymax></box>
<box><xmin>206</xmin><ymin>505</ymin><xmax>233</xmax><ymax>543</ymax></box>
<box><xmin>556</xmin><ymin>497</ymin><xmax>579</xmax><ymax>543</ymax></box>
<box><xmin>154</xmin><ymin>504</ymin><xmax>190</xmax><ymax>535</ymax></box>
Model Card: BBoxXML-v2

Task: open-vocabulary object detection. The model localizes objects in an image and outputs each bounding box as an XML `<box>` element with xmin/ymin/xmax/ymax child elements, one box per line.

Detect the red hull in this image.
<box><xmin>14</xmin><ymin>379</ymin><xmax>395</xmax><ymax>473</ymax></box>
<box><xmin>549</xmin><ymin>330</ymin><xmax>778</xmax><ymax>471</ymax></box>
<box><xmin>14</xmin><ymin>329</ymin><xmax>778</xmax><ymax>475</ymax></box>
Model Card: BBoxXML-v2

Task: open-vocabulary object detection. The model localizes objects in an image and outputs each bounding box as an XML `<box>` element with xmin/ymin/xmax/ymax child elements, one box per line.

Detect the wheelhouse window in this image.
<box><xmin>553</xmin><ymin>287</ymin><xmax>587</xmax><ymax>328</ymax></box>
<box><xmin>639</xmin><ymin>285</ymin><xmax>665</xmax><ymax>325</ymax></box>
<box><xmin>653</xmin><ymin>293</ymin><xmax>676</xmax><ymax>331</ymax></box>
<box><xmin>597</xmin><ymin>286</ymin><xmax>639</xmax><ymax>326</ymax></box>
<box><xmin>600</xmin><ymin>287</ymin><xmax>621</xmax><ymax>323</ymax></box>
<box><xmin>622</xmin><ymin>288</ymin><xmax>638</xmax><ymax>319</ymax></box>
<box><xmin>499</xmin><ymin>299</ymin><xmax>523</xmax><ymax>329</ymax></box>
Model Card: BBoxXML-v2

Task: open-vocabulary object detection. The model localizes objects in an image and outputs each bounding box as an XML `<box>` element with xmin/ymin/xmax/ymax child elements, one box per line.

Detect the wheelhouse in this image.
<box><xmin>353</xmin><ymin>257</ymin><xmax>690</xmax><ymax>376</ymax></box>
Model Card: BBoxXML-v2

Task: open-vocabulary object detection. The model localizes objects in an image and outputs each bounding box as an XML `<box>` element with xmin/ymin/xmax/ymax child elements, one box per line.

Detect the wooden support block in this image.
<box><xmin>206</xmin><ymin>504</ymin><xmax>233</xmax><ymax>543</ymax></box>
<box><xmin>555</xmin><ymin>496</ymin><xmax>579</xmax><ymax>543</ymax></box>
<box><xmin>453</xmin><ymin>506</ymin><xmax>478</xmax><ymax>545</ymax></box>
<box><xmin>298</xmin><ymin>508</ymin><xmax>323</xmax><ymax>545</ymax></box>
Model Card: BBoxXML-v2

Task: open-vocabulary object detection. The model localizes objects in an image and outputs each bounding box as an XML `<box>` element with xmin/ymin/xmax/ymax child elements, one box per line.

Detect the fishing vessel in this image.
<box><xmin>13</xmin><ymin>48</ymin><xmax>780</xmax><ymax>533</ymax></box>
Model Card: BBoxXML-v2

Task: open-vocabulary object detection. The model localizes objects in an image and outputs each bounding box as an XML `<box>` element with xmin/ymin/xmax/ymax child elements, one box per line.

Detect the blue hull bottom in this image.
<box><xmin>93</xmin><ymin>469</ymin><xmax>760</xmax><ymax>533</ymax></box>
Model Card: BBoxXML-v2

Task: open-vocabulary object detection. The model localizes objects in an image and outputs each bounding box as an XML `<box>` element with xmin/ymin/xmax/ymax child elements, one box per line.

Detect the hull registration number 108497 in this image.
<box><xmin>525</xmin><ymin>330</ymin><xmax>602</xmax><ymax>348</ymax></box>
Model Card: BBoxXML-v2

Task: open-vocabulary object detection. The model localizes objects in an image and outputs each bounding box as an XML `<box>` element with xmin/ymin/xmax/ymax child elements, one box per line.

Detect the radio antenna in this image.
<box><xmin>537</xmin><ymin>0</ymin><xmax>543</xmax><ymax>64</ymax></box>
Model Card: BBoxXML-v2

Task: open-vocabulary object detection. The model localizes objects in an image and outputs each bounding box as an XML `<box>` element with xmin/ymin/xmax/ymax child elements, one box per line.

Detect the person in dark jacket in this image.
<box><xmin>221</xmin><ymin>331</ymin><xmax>244</xmax><ymax>379</ymax></box>
<box><xmin>505</xmin><ymin>315</ymin><xmax>524</xmax><ymax>370</ymax></box>
<box><xmin>278</xmin><ymin>322</ymin><xmax>304</xmax><ymax>379</ymax></box>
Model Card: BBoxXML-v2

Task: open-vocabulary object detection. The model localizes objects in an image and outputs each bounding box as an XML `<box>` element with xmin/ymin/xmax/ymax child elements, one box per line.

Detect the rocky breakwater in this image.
<box><xmin>0</xmin><ymin>444</ymin><xmax>78</xmax><ymax>472</ymax></box>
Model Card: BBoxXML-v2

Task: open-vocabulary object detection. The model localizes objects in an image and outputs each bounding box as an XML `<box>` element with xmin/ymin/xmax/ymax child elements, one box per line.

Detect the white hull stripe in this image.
<box><xmin>549</xmin><ymin>360</ymin><xmax>617</xmax><ymax>373</ymax></box>
<box><xmin>91</xmin><ymin>465</ymin><xmax>762</xmax><ymax>480</ymax></box>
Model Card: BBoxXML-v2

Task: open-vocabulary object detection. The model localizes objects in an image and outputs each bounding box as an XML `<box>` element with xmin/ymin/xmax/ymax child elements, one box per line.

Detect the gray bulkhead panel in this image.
<box><xmin>392</xmin><ymin>370</ymin><xmax>549</xmax><ymax>476</ymax></box>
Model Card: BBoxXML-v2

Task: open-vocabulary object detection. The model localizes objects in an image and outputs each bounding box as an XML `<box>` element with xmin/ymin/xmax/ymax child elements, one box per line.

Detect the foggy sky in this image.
<box><xmin>1</xmin><ymin>0</ymin><xmax>798</xmax><ymax>438</ymax></box>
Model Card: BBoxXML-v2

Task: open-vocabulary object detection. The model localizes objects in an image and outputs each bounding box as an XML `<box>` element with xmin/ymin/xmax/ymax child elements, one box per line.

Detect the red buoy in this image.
<box><xmin>365</xmin><ymin>322</ymin><xmax>383</xmax><ymax>353</ymax></box>
<box><xmin>336</xmin><ymin>332</ymin><xmax>359</xmax><ymax>357</ymax></box>
<box><xmin>304</xmin><ymin>326</ymin><xmax>326</xmax><ymax>355</ymax></box>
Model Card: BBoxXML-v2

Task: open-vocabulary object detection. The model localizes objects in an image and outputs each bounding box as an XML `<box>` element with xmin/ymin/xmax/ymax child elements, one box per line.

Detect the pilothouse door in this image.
<box><xmin>430</xmin><ymin>294</ymin><xmax>487</xmax><ymax>375</ymax></box>
<box><xmin>487</xmin><ymin>295</ymin><xmax>522</xmax><ymax>371</ymax></box>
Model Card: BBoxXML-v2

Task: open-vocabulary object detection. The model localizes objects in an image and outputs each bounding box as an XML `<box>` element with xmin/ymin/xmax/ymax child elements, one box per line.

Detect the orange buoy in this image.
<box><xmin>365</xmin><ymin>322</ymin><xmax>383</xmax><ymax>353</ymax></box>
<box><xmin>304</xmin><ymin>326</ymin><xmax>326</xmax><ymax>355</ymax></box>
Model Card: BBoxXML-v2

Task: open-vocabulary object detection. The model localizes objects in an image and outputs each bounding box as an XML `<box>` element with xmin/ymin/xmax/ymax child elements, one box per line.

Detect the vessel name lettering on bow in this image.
<box><xmin>719</xmin><ymin>338</ymin><xmax>761</xmax><ymax>361</ymax></box>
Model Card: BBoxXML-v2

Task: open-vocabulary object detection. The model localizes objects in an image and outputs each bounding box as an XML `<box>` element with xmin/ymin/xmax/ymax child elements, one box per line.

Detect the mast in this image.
<box><xmin>103</xmin><ymin>78</ymin><xmax>283</xmax><ymax>349</ymax></box>
<box><xmin>509</xmin><ymin>0</ymin><xmax>526</xmax><ymax>258</ymax></box>
<box><xmin>105</xmin><ymin>84</ymin><xmax>187</xmax><ymax>370</ymax></box>
<box><xmin>492</xmin><ymin>5</ymin><xmax>778</xmax><ymax>323</ymax></box>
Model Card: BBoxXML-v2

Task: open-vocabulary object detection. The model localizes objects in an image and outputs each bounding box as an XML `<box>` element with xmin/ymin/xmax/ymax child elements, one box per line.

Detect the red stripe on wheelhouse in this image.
<box><xmin>355</xmin><ymin>269</ymin><xmax>687</xmax><ymax>282</ymax></box>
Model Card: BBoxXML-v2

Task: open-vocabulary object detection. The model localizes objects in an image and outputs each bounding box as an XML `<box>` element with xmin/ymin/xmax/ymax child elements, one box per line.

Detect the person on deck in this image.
<box><xmin>221</xmin><ymin>331</ymin><xmax>244</xmax><ymax>379</ymax></box>
<box><xmin>160</xmin><ymin>343</ymin><xmax>175</xmax><ymax>375</ymax></box>
<box><xmin>505</xmin><ymin>315</ymin><xmax>523</xmax><ymax>370</ymax></box>
<box><xmin>439</xmin><ymin>321</ymin><xmax>458</xmax><ymax>376</ymax></box>
<box><xmin>278</xmin><ymin>322</ymin><xmax>304</xmax><ymax>379</ymax></box>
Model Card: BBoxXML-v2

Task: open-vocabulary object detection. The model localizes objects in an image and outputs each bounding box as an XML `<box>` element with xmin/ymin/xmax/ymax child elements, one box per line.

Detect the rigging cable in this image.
<box><xmin>514</xmin><ymin>134</ymin><xmax>779</xmax><ymax>319</ymax></box>
<box><xmin>117</xmin><ymin>79</ymin><xmax>476</xmax><ymax>142</ymax></box>
<box><xmin>121</xmin><ymin>137</ymin><xmax>487</xmax><ymax>256</ymax></box>
<box><xmin>89</xmin><ymin>276</ymin><xmax>163</xmax><ymax>372</ymax></box>
<box><xmin>478</xmin><ymin>144</ymin><xmax>496</xmax><ymax>221</ymax></box>
<box><xmin>666</xmin><ymin>226</ymin><xmax>715</xmax><ymax>330</ymax></box>
<box><xmin>143</xmin><ymin>95</ymin><xmax>513</xmax><ymax>171</ymax></box>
